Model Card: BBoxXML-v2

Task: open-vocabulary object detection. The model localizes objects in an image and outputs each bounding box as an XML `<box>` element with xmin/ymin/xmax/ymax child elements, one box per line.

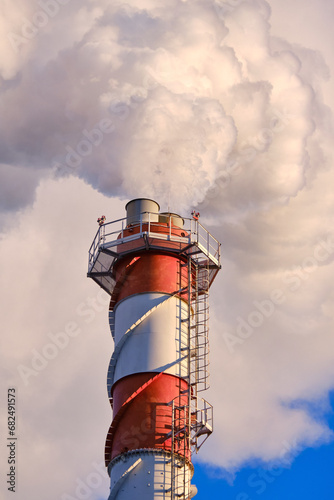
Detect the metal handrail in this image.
<box><xmin>88</xmin><ymin>212</ymin><xmax>221</xmax><ymax>273</ymax></box>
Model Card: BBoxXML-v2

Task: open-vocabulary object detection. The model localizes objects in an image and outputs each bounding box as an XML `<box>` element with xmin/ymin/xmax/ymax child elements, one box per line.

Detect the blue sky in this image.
<box><xmin>194</xmin><ymin>391</ymin><xmax>334</xmax><ymax>499</ymax></box>
<box><xmin>195</xmin><ymin>441</ymin><xmax>334</xmax><ymax>500</ymax></box>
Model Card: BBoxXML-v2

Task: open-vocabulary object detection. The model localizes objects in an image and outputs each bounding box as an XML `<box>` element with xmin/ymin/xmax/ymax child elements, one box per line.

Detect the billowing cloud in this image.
<box><xmin>1</xmin><ymin>0</ymin><xmax>334</xmax><ymax>497</ymax></box>
<box><xmin>1</xmin><ymin>0</ymin><xmax>332</xmax><ymax>214</ymax></box>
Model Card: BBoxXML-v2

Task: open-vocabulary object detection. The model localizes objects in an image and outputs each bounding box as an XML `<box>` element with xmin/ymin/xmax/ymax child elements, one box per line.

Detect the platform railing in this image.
<box><xmin>88</xmin><ymin>212</ymin><xmax>220</xmax><ymax>273</ymax></box>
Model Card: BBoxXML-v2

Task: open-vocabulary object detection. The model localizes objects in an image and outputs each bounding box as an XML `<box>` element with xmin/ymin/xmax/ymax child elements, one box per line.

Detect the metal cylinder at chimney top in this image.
<box><xmin>159</xmin><ymin>212</ymin><xmax>184</xmax><ymax>228</ymax></box>
<box><xmin>125</xmin><ymin>198</ymin><xmax>160</xmax><ymax>226</ymax></box>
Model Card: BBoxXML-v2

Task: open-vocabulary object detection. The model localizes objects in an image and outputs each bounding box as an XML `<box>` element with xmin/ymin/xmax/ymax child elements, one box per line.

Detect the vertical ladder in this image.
<box><xmin>170</xmin><ymin>397</ymin><xmax>190</xmax><ymax>500</ymax></box>
<box><xmin>170</xmin><ymin>257</ymin><xmax>212</xmax><ymax>499</ymax></box>
<box><xmin>190</xmin><ymin>260</ymin><xmax>210</xmax><ymax>394</ymax></box>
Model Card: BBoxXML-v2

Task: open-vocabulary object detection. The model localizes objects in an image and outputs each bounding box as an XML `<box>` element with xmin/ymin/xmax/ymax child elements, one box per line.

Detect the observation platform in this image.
<box><xmin>88</xmin><ymin>211</ymin><xmax>221</xmax><ymax>296</ymax></box>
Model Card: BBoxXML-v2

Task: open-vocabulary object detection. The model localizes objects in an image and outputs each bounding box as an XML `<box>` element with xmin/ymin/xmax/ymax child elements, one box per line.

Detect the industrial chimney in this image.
<box><xmin>87</xmin><ymin>198</ymin><xmax>221</xmax><ymax>499</ymax></box>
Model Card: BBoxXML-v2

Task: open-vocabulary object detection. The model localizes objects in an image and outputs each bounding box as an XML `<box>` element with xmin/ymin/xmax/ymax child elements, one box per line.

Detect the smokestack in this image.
<box><xmin>88</xmin><ymin>198</ymin><xmax>221</xmax><ymax>499</ymax></box>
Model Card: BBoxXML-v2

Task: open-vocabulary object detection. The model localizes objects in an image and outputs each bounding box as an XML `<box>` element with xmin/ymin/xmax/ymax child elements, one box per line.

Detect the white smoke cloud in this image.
<box><xmin>1</xmin><ymin>0</ymin><xmax>331</xmax><ymax>213</ymax></box>
<box><xmin>1</xmin><ymin>0</ymin><xmax>334</xmax><ymax>497</ymax></box>
<box><xmin>0</xmin><ymin>178</ymin><xmax>121</xmax><ymax>499</ymax></box>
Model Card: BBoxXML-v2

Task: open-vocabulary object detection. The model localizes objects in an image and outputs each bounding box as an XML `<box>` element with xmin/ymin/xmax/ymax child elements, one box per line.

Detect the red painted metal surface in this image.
<box><xmin>105</xmin><ymin>373</ymin><xmax>189</xmax><ymax>465</ymax></box>
<box><xmin>112</xmin><ymin>253</ymin><xmax>188</xmax><ymax>303</ymax></box>
<box><xmin>117</xmin><ymin>222</ymin><xmax>188</xmax><ymax>254</ymax></box>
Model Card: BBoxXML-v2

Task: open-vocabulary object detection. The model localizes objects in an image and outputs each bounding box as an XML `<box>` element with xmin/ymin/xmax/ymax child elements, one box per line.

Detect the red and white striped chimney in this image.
<box><xmin>88</xmin><ymin>198</ymin><xmax>221</xmax><ymax>500</ymax></box>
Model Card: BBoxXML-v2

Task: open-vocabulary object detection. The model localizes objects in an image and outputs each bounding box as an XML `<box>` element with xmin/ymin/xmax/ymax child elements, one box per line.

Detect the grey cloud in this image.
<box><xmin>0</xmin><ymin>164</ymin><xmax>41</xmax><ymax>212</ymax></box>
<box><xmin>0</xmin><ymin>0</ymin><xmax>332</xmax><ymax>216</ymax></box>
